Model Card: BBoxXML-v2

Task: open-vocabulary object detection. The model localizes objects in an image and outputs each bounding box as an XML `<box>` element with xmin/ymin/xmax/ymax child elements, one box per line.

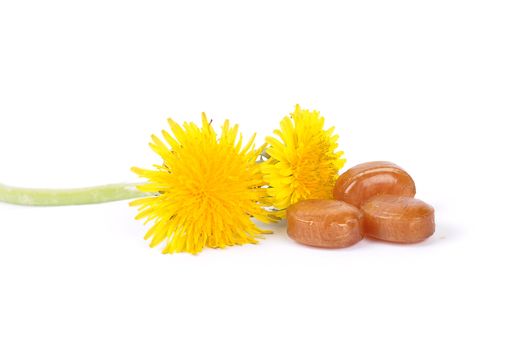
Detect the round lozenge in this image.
<box><xmin>361</xmin><ymin>195</ymin><xmax>435</xmax><ymax>243</ymax></box>
<box><xmin>333</xmin><ymin>161</ymin><xmax>416</xmax><ymax>207</ymax></box>
<box><xmin>287</xmin><ymin>199</ymin><xmax>364</xmax><ymax>248</ymax></box>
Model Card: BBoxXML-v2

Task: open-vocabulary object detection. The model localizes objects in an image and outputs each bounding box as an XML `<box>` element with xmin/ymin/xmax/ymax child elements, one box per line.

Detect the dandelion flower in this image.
<box><xmin>262</xmin><ymin>105</ymin><xmax>346</xmax><ymax>217</ymax></box>
<box><xmin>131</xmin><ymin>114</ymin><xmax>274</xmax><ymax>254</ymax></box>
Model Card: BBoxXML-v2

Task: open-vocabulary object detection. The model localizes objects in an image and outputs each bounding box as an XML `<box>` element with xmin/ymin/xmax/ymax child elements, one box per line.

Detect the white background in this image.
<box><xmin>1</xmin><ymin>1</ymin><xmax>517</xmax><ymax>349</ymax></box>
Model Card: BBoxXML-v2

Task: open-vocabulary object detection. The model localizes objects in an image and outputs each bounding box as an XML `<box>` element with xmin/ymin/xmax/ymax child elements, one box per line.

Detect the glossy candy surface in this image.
<box><xmin>287</xmin><ymin>199</ymin><xmax>364</xmax><ymax>248</ymax></box>
<box><xmin>333</xmin><ymin>161</ymin><xmax>416</xmax><ymax>207</ymax></box>
<box><xmin>361</xmin><ymin>195</ymin><xmax>435</xmax><ymax>243</ymax></box>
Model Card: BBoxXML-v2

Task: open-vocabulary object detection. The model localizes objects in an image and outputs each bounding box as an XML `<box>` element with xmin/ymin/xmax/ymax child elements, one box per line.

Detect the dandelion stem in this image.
<box><xmin>0</xmin><ymin>183</ymin><xmax>153</xmax><ymax>206</ymax></box>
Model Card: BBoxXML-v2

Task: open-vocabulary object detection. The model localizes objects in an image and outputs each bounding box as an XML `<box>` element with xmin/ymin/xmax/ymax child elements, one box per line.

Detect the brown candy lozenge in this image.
<box><xmin>287</xmin><ymin>199</ymin><xmax>364</xmax><ymax>248</ymax></box>
<box><xmin>333</xmin><ymin>161</ymin><xmax>416</xmax><ymax>207</ymax></box>
<box><xmin>361</xmin><ymin>195</ymin><xmax>435</xmax><ymax>243</ymax></box>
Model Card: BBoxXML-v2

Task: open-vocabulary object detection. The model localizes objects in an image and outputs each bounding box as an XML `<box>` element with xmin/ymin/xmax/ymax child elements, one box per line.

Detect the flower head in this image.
<box><xmin>131</xmin><ymin>114</ymin><xmax>274</xmax><ymax>254</ymax></box>
<box><xmin>262</xmin><ymin>105</ymin><xmax>346</xmax><ymax>217</ymax></box>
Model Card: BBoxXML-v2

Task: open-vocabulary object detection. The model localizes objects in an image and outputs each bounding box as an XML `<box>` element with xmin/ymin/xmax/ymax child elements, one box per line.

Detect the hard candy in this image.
<box><xmin>333</xmin><ymin>161</ymin><xmax>416</xmax><ymax>207</ymax></box>
<box><xmin>361</xmin><ymin>195</ymin><xmax>435</xmax><ymax>243</ymax></box>
<box><xmin>287</xmin><ymin>199</ymin><xmax>364</xmax><ymax>248</ymax></box>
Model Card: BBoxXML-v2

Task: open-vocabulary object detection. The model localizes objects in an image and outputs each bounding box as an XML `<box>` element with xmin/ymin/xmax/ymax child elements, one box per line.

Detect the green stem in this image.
<box><xmin>0</xmin><ymin>182</ymin><xmax>153</xmax><ymax>206</ymax></box>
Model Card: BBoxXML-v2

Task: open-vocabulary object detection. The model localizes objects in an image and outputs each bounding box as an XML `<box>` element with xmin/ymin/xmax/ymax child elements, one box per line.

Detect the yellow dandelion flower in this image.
<box><xmin>262</xmin><ymin>105</ymin><xmax>346</xmax><ymax>217</ymax></box>
<box><xmin>130</xmin><ymin>114</ymin><xmax>275</xmax><ymax>254</ymax></box>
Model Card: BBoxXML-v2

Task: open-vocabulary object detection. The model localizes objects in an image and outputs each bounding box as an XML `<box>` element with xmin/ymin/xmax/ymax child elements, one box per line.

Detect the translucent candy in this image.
<box><xmin>361</xmin><ymin>195</ymin><xmax>435</xmax><ymax>243</ymax></box>
<box><xmin>287</xmin><ymin>199</ymin><xmax>364</xmax><ymax>248</ymax></box>
<box><xmin>333</xmin><ymin>161</ymin><xmax>416</xmax><ymax>207</ymax></box>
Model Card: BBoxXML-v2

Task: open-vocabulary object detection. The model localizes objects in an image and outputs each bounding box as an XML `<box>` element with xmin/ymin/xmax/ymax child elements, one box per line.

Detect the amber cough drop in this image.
<box><xmin>287</xmin><ymin>199</ymin><xmax>364</xmax><ymax>248</ymax></box>
<box><xmin>333</xmin><ymin>161</ymin><xmax>416</xmax><ymax>207</ymax></box>
<box><xmin>361</xmin><ymin>195</ymin><xmax>435</xmax><ymax>243</ymax></box>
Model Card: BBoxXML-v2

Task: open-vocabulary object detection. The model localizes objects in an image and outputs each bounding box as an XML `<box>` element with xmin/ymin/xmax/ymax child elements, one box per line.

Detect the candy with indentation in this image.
<box><xmin>361</xmin><ymin>195</ymin><xmax>435</xmax><ymax>243</ymax></box>
<box><xmin>333</xmin><ymin>161</ymin><xmax>416</xmax><ymax>207</ymax></box>
<box><xmin>287</xmin><ymin>199</ymin><xmax>364</xmax><ymax>248</ymax></box>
